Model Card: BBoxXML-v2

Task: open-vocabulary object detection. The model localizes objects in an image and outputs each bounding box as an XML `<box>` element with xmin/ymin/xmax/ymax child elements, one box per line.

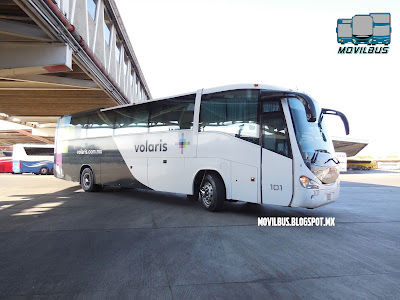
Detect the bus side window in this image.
<box><xmin>70</xmin><ymin>115</ymin><xmax>88</xmax><ymax>139</ymax></box>
<box><xmin>149</xmin><ymin>94</ymin><xmax>195</xmax><ymax>132</ymax></box>
<box><xmin>199</xmin><ymin>89</ymin><xmax>259</xmax><ymax>144</ymax></box>
<box><xmin>24</xmin><ymin>147</ymin><xmax>54</xmax><ymax>156</ymax></box>
<box><xmin>86</xmin><ymin>112</ymin><xmax>114</xmax><ymax>138</ymax></box>
<box><xmin>114</xmin><ymin>104</ymin><xmax>150</xmax><ymax>135</ymax></box>
<box><xmin>261</xmin><ymin>100</ymin><xmax>291</xmax><ymax>158</ymax></box>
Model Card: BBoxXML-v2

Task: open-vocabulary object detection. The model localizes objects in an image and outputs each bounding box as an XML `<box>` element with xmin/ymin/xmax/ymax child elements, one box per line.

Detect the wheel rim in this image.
<box><xmin>40</xmin><ymin>168</ymin><xmax>47</xmax><ymax>175</ymax></box>
<box><xmin>200</xmin><ymin>182</ymin><xmax>213</xmax><ymax>207</ymax></box>
<box><xmin>83</xmin><ymin>172</ymin><xmax>91</xmax><ymax>189</ymax></box>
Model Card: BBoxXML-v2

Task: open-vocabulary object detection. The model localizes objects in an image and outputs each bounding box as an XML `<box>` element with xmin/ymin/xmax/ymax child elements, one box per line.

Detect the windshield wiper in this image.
<box><xmin>311</xmin><ymin>149</ymin><xmax>329</xmax><ymax>164</ymax></box>
<box><xmin>317</xmin><ymin>113</ymin><xmax>327</xmax><ymax>142</ymax></box>
<box><xmin>325</xmin><ymin>157</ymin><xmax>340</xmax><ymax>164</ymax></box>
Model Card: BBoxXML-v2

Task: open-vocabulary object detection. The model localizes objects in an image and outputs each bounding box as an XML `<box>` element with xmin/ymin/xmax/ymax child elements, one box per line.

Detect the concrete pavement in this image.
<box><xmin>0</xmin><ymin>171</ymin><xmax>399</xmax><ymax>299</ymax></box>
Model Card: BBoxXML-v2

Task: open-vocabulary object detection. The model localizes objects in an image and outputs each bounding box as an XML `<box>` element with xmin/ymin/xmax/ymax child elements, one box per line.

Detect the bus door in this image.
<box><xmin>260</xmin><ymin>99</ymin><xmax>293</xmax><ymax>206</ymax></box>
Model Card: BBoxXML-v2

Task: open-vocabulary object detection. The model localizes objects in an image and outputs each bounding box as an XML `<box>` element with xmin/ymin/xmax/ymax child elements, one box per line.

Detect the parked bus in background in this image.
<box><xmin>0</xmin><ymin>155</ymin><xmax>13</xmax><ymax>173</ymax></box>
<box><xmin>54</xmin><ymin>84</ymin><xmax>349</xmax><ymax>211</ymax></box>
<box><xmin>337</xmin><ymin>19</ymin><xmax>353</xmax><ymax>44</ymax></box>
<box><xmin>352</xmin><ymin>15</ymin><xmax>373</xmax><ymax>45</ymax></box>
<box><xmin>12</xmin><ymin>144</ymin><xmax>54</xmax><ymax>175</ymax></box>
<box><xmin>0</xmin><ymin>146</ymin><xmax>13</xmax><ymax>173</ymax></box>
<box><xmin>335</xmin><ymin>152</ymin><xmax>347</xmax><ymax>172</ymax></box>
<box><xmin>370</xmin><ymin>13</ymin><xmax>391</xmax><ymax>45</ymax></box>
<box><xmin>347</xmin><ymin>159</ymin><xmax>377</xmax><ymax>170</ymax></box>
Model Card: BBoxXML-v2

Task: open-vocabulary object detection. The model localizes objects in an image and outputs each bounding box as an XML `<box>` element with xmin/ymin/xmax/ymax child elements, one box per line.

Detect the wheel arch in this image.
<box><xmin>192</xmin><ymin>169</ymin><xmax>229</xmax><ymax>199</ymax></box>
<box><xmin>79</xmin><ymin>164</ymin><xmax>94</xmax><ymax>184</ymax></box>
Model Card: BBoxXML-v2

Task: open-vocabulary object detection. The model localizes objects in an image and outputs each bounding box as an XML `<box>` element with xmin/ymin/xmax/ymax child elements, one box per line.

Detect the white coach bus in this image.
<box><xmin>12</xmin><ymin>144</ymin><xmax>54</xmax><ymax>175</ymax></box>
<box><xmin>54</xmin><ymin>84</ymin><xmax>349</xmax><ymax>211</ymax></box>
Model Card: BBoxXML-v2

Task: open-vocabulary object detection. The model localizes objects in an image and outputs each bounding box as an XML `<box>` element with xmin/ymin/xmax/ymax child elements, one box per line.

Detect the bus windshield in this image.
<box><xmin>288</xmin><ymin>97</ymin><xmax>335</xmax><ymax>165</ymax></box>
<box><xmin>352</xmin><ymin>16</ymin><xmax>373</xmax><ymax>37</ymax></box>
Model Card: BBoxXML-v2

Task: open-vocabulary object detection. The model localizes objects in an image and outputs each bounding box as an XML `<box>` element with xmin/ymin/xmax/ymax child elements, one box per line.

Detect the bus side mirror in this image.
<box><xmin>322</xmin><ymin>108</ymin><xmax>350</xmax><ymax>135</ymax></box>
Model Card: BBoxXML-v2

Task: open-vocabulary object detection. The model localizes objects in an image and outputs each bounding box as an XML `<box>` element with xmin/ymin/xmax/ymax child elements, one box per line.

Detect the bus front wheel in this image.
<box><xmin>199</xmin><ymin>173</ymin><xmax>225</xmax><ymax>212</ymax></box>
<box><xmin>39</xmin><ymin>167</ymin><xmax>49</xmax><ymax>175</ymax></box>
<box><xmin>81</xmin><ymin>168</ymin><xmax>102</xmax><ymax>192</ymax></box>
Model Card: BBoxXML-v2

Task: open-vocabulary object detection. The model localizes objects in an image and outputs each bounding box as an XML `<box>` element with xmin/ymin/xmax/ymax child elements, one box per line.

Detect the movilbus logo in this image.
<box><xmin>337</xmin><ymin>13</ymin><xmax>391</xmax><ymax>54</ymax></box>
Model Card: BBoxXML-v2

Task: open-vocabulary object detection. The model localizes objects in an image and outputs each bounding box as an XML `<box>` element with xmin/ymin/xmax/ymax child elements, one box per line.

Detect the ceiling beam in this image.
<box><xmin>15</xmin><ymin>130</ymin><xmax>53</xmax><ymax>144</ymax></box>
<box><xmin>0</xmin><ymin>15</ymin><xmax>31</xmax><ymax>22</ymax></box>
<box><xmin>0</xmin><ymin>138</ymin><xmax>12</xmax><ymax>145</ymax></box>
<box><xmin>0</xmin><ymin>89</ymin><xmax>109</xmax><ymax>97</ymax></box>
<box><xmin>0</xmin><ymin>19</ymin><xmax>52</xmax><ymax>42</ymax></box>
<box><xmin>0</xmin><ymin>43</ymin><xmax>72</xmax><ymax>77</ymax></box>
<box><xmin>11</xmin><ymin>74</ymin><xmax>99</xmax><ymax>89</ymax></box>
<box><xmin>0</xmin><ymin>98</ymin><xmax>112</xmax><ymax>104</ymax></box>
<box><xmin>0</xmin><ymin>115</ymin><xmax>37</xmax><ymax>128</ymax></box>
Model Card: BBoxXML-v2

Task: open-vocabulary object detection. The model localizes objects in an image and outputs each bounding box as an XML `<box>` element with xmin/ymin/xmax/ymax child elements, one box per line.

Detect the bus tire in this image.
<box><xmin>199</xmin><ymin>173</ymin><xmax>225</xmax><ymax>212</ymax></box>
<box><xmin>81</xmin><ymin>168</ymin><xmax>97</xmax><ymax>192</ymax></box>
<box><xmin>39</xmin><ymin>167</ymin><xmax>49</xmax><ymax>175</ymax></box>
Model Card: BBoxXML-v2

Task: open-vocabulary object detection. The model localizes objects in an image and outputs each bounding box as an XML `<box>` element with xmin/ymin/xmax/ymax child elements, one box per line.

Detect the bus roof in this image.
<box><xmin>101</xmin><ymin>83</ymin><xmax>293</xmax><ymax>112</ymax></box>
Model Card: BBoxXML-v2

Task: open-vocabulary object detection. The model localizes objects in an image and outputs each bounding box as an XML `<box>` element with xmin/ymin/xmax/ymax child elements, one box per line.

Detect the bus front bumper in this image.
<box><xmin>291</xmin><ymin>181</ymin><xmax>340</xmax><ymax>209</ymax></box>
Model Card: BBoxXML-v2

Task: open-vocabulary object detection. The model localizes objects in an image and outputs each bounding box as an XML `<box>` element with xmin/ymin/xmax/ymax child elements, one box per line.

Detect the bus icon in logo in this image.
<box><xmin>176</xmin><ymin>133</ymin><xmax>190</xmax><ymax>154</ymax></box>
<box><xmin>337</xmin><ymin>13</ymin><xmax>391</xmax><ymax>45</ymax></box>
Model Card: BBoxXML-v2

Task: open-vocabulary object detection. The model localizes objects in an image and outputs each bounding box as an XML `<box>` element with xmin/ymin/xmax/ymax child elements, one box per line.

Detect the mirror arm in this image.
<box><xmin>322</xmin><ymin>108</ymin><xmax>350</xmax><ymax>135</ymax></box>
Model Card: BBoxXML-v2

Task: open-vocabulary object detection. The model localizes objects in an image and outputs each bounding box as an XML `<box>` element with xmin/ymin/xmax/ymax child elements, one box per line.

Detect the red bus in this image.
<box><xmin>0</xmin><ymin>146</ymin><xmax>13</xmax><ymax>173</ymax></box>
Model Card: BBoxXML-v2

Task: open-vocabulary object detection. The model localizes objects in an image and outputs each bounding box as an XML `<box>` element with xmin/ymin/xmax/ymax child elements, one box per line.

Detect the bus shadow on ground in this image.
<box><xmin>101</xmin><ymin>186</ymin><xmax>342</xmax><ymax>220</ymax></box>
<box><xmin>2</xmin><ymin>179</ymin><xmax>398</xmax><ymax>231</ymax></box>
<box><xmin>0</xmin><ymin>185</ymin><xmax>81</xmax><ymax>219</ymax></box>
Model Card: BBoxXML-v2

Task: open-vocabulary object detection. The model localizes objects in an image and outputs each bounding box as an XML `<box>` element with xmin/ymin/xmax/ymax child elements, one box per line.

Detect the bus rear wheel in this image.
<box><xmin>39</xmin><ymin>167</ymin><xmax>48</xmax><ymax>175</ymax></box>
<box><xmin>199</xmin><ymin>173</ymin><xmax>225</xmax><ymax>212</ymax></box>
<box><xmin>81</xmin><ymin>168</ymin><xmax>102</xmax><ymax>192</ymax></box>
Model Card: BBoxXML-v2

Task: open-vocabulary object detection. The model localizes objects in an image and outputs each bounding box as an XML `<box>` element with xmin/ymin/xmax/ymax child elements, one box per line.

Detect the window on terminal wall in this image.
<box><xmin>131</xmin><ymin>71</ymin><xmax>135</xmax><ymax>87</ymax></box>
<box><xmin>103</xmin><ymin>9</ymin><xmax>112</xmax><ymax>45</ymax></box>
<box><xmin>115</xmin><ymin>37</ymin><xmax>122</xmax><ymax>63</ymax></box>
<box><xmin>136</xmin><ymin>79</ymin><xmax>140</xmax><ymax>95</ymax></box>
<box><xmin>124</xmin><ymin>55</ymin><xmax>128</xmax><ymax>76</ymax></box>
<box><xmin>87</xmin><ymin>0</ymin><xmax>97</xmax><ymax>20</ymax></box>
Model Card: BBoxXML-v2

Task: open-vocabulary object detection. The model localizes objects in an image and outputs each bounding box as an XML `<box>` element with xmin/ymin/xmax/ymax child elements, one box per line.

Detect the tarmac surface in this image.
<box><xmin>0</xmin><ymin>170</ymin><xmax>399</xmax><ymax>299</ymax></box>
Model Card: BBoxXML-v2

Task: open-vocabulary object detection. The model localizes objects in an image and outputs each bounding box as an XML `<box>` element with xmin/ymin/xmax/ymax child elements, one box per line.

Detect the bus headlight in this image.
<box><xmin>299</xmin><ymin>176</ymin><xmax>320</xmax><ymax>189</ymax></box>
